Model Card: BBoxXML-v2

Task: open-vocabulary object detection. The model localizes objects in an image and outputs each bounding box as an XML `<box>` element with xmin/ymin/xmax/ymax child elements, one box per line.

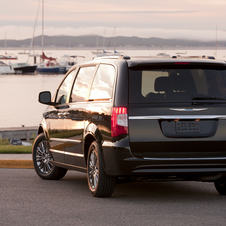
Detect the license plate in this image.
<box><xmin>176</xmin><ymin>121</ymin><xmax>200</xmax><ymax>133</ymax></box>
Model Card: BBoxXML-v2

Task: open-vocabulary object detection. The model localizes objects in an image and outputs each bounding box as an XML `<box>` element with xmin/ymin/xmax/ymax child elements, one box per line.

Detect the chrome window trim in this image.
<box><xmin>50</xmin><ymin>149</ymin><xmax>84</xmax><ymax>158</ymax></box>
<box><xmin>143</xmin><ymin>157</ymin><xmax>226</xmax><ymax>161</ymax></box>
<box><xmin>49</xmin><ymin>149</ymin><xmax>63</xmax><ymax>154</ymax></box>
<box><xmin>50</xmin><ymin>138</ymin><xmax>80</xmax><ymax>143</ymax></box>
<box><xmin>129</xmin><ymin>115</ymin><xmax>226</xmax><ymax>120</ymax></box>
<box><xmin>65</xmin><ymin>151</ymin><xmax>84</xmax><ymax>158</ymax></box>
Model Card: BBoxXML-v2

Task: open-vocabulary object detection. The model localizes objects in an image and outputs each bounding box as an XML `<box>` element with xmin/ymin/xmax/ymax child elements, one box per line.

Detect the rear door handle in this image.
<box><xmin>63</xmin><ymin>112</ymin><xmax>69</xmax><ymax>116</ymax></box>
<box><xmin>58</xmin><ymin>112</ymin><xmax>69</xmax><ymax>117</ymax></box>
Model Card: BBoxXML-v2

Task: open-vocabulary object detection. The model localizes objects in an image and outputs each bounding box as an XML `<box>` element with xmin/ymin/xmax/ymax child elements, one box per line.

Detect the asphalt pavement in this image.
<box><xmin>1</xmin><ymin>155</ymin><xmax>226</xmax><ymax>226</ymax></box>
<box><xmin>1</xmin><ymin>168</ymin><xmax>226</xmax><ymax>226</ymax></box>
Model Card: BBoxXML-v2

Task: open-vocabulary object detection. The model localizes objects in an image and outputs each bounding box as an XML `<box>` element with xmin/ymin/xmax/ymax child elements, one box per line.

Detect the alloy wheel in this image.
<box><xmin>88</xmin><ymin>148</ymin><xmax>99</xmax><ymax>190</ymax></box>
<box><xmin>35</xmin><ymin>140</ymin><xmax>53</xmax><ymax>174</ymax></box>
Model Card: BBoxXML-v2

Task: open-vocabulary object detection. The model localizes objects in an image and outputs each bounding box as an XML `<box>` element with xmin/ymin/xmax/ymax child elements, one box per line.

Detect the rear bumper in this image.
<box><xmin>102</xmin><ymin>145</ymin><xmax>226</xmax><ymax>180</ymax></box>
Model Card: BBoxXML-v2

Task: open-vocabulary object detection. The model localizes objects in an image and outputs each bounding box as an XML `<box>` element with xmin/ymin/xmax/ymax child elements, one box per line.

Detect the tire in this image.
<box><xmin>214</xmin><ymin>177</ymin><xmax>226</xmax><ymax>195</ymax></box>
<box><xmin>32</xmin><ymin>133</ymin><xmax>67</xmax><ymax>180</ymax></box>
<box><xmin>87</xmin><ymin>141</ymin><xmax>116</xmax><ymax>197</ymax></box>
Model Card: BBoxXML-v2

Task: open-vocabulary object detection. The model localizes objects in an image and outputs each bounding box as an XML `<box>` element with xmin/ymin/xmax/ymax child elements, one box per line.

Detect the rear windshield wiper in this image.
<box><xmin>192</xmin><ymin>97</ymin><xmax>226</xmax><ymax>101</ymax></box>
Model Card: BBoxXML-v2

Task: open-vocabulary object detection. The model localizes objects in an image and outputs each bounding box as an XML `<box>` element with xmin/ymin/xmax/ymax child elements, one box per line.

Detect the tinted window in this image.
<box><xmin>55</xmin><ymin>70</ymin><xmax>76</xmax><ymax>104</ymax></box>
<box><xmin>129</xmin><ymin>68</ymin><xmax>226</xmax><ymax>103</ymax></box>
<box><xmin>71</xmin><ymin>66</ymin><xmax>96</xmax><ymax>102</ymax></box>
<box><xmin>89</xmin><ymin>64</ymin><xmax>115</xmax><ymax>100</ymax></box>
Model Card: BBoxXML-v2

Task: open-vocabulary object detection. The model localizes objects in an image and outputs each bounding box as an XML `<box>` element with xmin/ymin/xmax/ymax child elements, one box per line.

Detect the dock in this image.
<box><xmin>0</xmin><ymin>126</ymin><xmax>38</xmax><ymax>142</ymax></box>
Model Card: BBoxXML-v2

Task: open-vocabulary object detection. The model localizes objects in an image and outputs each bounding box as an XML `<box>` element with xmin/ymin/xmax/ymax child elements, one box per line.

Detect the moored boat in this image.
<box><xmin>0</xmin><ymin>61</ymin><xmax>15</xmax><ymax>74</ymax></box>
<box><xmin>59</xmin><ymin>55</ymin><xmax>85</xmax><ymax>73</ymax></box>
<box><xmin>12</xmin><ymin>63</ymin><xmax>37</xmax><ymax>74</ymax></box>
<box><xmin>0</xmin><ymin>55</ymin><xmax>18</xmax><ymax>60</ymax></box>
<box><xmin>36</xmin><ymin>62</ymin><xmax>66</xmax><ymax>73</ymax></box>
<box><xmin>35</xmin><ymin>52</ymin><xmax>66</xmax><ymax>74</ymax></box>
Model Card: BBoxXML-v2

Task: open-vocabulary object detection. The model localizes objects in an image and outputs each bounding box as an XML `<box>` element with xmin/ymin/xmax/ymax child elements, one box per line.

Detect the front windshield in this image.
<box><xmin>129</xmin><ymin>67</ymin><xmax>226</xmax><ymax>103</ymax></box>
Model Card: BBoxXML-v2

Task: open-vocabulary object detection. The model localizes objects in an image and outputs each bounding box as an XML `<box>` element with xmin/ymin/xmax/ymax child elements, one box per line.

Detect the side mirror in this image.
<box><xmin>39</xmin><ymin>91</ymin><xmax>55</xmax><ymax>105</ymax></box>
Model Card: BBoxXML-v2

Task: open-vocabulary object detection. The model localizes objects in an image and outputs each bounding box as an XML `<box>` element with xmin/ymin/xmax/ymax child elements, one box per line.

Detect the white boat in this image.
<box><xmin>156</xmin><ymin>52</ymin><xmax>171</xmax><ymax>57</ymax></box>
<box><xmin>0</xmin><ymin>55</ymin><xmax>18</xmax><ymax>60</ymax></box>
<box><xmin>59</xmin><ymin>55</ymin><xmax>85</xmax><ymax>73</ymax></box>
<box><xmin>18</xmin><ymin>51</ymin><xmax>29</xmax><ymax>55</ymax></box>
<box><xmin>0</xmin><ymin>61</ymin><xmax>15</xmax><ymax>74</ymax></box>
<box><xmin>92</xmin><ymin>49</ymin><xmax>113</xmax><ymax>57</ymax></box>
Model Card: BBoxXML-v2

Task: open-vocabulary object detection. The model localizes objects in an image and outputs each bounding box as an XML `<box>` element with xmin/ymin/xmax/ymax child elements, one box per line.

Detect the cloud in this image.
<box><xmin>0</xmin><ymin>0</ymin><xmax>226</xmax><ymax>42</ymax></box>
<box><xmin>70</xmin><ymin>10</ymin><xmax>195</xmax><ymax>14</ymax></box>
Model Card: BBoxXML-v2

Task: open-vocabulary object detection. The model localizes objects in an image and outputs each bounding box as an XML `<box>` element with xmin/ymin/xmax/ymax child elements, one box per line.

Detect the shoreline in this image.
<box><xmin>1</xmin><ymin>47</ymin><xmax>226</xmax><ymax>51</ymax></box>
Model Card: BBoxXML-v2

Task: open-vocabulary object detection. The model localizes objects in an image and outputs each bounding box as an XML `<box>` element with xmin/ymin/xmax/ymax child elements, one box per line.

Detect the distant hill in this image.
<box><xmin>0</xmin><ymin>35</ymin><xmax>225</xmax><ymax>49</ymax></box>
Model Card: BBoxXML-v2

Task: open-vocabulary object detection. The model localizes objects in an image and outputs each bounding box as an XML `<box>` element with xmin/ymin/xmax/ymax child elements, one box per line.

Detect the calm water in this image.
<box><xmin>0</xmin><ymin>49</ymin><xmax>226</xmax><ymax>128</ymax></box>
<box><xmin>0</xmin><ymin>74</ymin><xmax>65</xmax><ymax>128</ymax></box>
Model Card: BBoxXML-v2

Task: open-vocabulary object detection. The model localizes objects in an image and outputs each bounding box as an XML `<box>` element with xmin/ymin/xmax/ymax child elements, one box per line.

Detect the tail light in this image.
<box><xmin>111</xmin><ymin>107</ymin><xmax>128</xmax><ymax>137</ymax></box>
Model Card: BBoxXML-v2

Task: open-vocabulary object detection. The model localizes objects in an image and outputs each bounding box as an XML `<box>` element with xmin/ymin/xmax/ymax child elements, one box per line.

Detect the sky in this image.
<box><xmin>1</xmin><ymin>0</ymin><xmax>226</xmax><ymax>41</ymax></box>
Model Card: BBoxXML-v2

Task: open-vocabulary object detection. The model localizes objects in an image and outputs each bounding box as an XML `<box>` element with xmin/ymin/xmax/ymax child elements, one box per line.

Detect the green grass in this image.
<box><xmin>0</xmin><ymin>139</ymin><xmax>32</xmax><ymax>154</ymax></box>
<box><xmin>0</xmin><ymin>145</ymin><xmax>32</xmax><ymax>154</ymax></box>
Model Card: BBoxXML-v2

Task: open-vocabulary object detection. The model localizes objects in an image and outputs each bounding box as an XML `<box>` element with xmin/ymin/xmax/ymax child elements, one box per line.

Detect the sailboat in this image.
<box><xmin>92</xmin><ymin>28</ymin><xmax>123</xmax><ymax>57</ymax></box>
<box><xmin>35</xmin><ymin>0</ymin><xmax>66</xmax><ymax>74</ymax></box>
<box><xmin>92</xmin><ymin>32</ymin><xmax>112</xmax><ymax>56</ymax></box>
<box><xmin>36</xmin><ymin>52</ymin><xmax>66</xmax><ymax>73</ymax></box>
<box><xmin>0</xmin><ymin>55</ymin><xmax>17</xmax><ymax>60</ymax></box>
<box><xmin>2</xmin><ymin>33</ymin><xmax>18</xmax><ymax>60</ymax></box>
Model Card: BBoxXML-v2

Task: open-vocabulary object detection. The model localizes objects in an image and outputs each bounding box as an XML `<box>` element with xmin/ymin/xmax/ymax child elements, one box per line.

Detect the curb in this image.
<box><xmin>0</xmin><ymin>160</ymin><xmax>34</xmax><ymax>169</ymax></box>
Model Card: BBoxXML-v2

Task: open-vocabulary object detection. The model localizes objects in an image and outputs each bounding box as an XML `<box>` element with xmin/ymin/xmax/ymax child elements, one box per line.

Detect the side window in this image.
<box><xmin>89</xmin><ymin>64</ymin><xmax>115</xmax><ymax>100</ymax></box>
<box><xmin>55</xmin><ymin>70</ymin><xmax>76</xmax><ymax>104</ymax></box>
<box><xmin>71</xmin><ymin>66</ymin><xmax>96</xmax><ymax>102</ymax></box>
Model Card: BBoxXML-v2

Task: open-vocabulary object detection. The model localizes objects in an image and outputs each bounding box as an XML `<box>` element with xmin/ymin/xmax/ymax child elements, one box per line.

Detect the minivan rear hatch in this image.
<box><xmin>128</xmin><ymin>60</ymin><xmax>226</xmax><ymax>158</ymax></box>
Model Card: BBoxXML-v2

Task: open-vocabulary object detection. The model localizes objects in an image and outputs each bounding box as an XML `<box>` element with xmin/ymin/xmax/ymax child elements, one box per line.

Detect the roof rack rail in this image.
<box><xmin>119</xmin><ymin>55</ymin><xmax>131</xmax><ymax>60</ymax></box>
<box><xmin>176</xmin><ymin>55</ymin><xmax>215</xmax><ymax>60</ymax></box>
<box><xmin>130</xmin><ymin>56</ymin><xmax>155</xmax><ymax>58</ymax></box>
<box><xmin>93</xmin><ymin>55</ymin><xmax>131</xmax><ymax>60</ymax></box>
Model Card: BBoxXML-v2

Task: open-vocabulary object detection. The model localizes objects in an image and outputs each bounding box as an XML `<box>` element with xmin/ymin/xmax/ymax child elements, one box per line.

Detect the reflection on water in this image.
<box><xmin>0</xmin><ymin>74</ymin><xmax>65</xmax><ymax>128</ymax></box>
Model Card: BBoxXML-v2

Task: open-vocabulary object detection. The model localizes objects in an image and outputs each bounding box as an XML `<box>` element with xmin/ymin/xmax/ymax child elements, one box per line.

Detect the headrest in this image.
<box><xmin>155</xmin><ymin>77</ymin><xmax>172</xmax><ymax>92</ymax></box>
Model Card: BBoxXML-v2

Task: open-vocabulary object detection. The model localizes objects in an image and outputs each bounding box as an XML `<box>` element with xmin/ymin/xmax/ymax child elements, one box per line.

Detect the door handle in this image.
<box><xmin>58</xmin><ymin>112</ymin><xmax>69</xmax><ymax>117</ymax></box>
<box><xmin>63</xmin><ymin>112</ymin><xmax>69</xmax><ymax>116</ymax></box>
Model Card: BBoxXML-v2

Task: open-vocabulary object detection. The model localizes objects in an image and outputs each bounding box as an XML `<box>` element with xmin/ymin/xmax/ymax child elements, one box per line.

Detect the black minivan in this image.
<box><xmin>33</xmin><ymin>55</ymin><xmax>226</xmax><ymax>197</ymax></box>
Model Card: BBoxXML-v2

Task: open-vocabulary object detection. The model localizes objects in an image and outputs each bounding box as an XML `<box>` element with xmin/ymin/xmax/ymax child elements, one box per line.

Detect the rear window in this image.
<box><xmin>129</xmin><ymin>67</ymin><xmax>226</xmax><ymax>103</ymax></box>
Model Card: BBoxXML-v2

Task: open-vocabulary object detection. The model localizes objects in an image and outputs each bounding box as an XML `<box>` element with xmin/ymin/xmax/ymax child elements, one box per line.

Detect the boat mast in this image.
<box><xmin>96</xmin><ymin>35</ymin><xmax>98</xmax><ymax>49</ymax></box>
<box><xmin>27</xmin><ymin>0</ymin><xmax>41</xmax><ymax>63</ymax></box>
<box><xmin>42</xmin><ymin>0</ymin><xmax>44</xmax><ymax>55</ymax></box>
<box><xmin>215</xmin><ymin>25</ymin><xmax>217</xmax><ymax>58</ymax></box>
<box><xmin>5</xmin><ymin>32</ymin><xmax>7</xmax><ymax>54</ymax></box>
<box><xmin>114</xmin><ymin>27</ymin><xmax>115</xmax><ymax>53</ymax></box>
<box><xmin>103</xmin><ymin>28</ymin><xmax>105</xmax><ymax>50</ymax></box>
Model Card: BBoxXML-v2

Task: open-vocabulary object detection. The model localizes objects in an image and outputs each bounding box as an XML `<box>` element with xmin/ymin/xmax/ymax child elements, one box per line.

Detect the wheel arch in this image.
<box><xmin>38</xmin><ymin>126</ymin><xmax>44</xmax><ymax>135</ymax></box>
<box><xmin>84</xmin><ymin>134</ymin><xmax>96</xmax><ymax>167</ymax></box>
<box><xmin>84</xmin><ymin>123</ymin><xmax>103</xmax><ymax>166</ymax></box>
<box><xmin>37</xmin><ymin>125</ymin><xmax>49</xmax><ymax>141</ymax></box>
